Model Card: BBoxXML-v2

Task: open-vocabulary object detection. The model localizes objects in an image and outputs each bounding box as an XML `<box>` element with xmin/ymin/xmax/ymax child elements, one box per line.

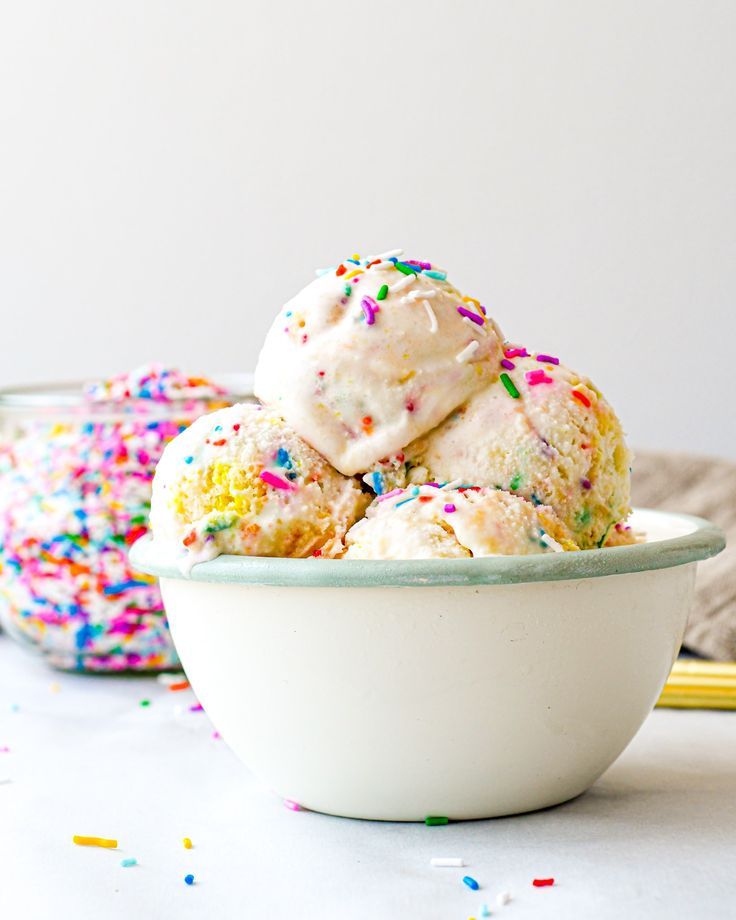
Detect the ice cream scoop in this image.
<box><xmin>403</xmin><ymin>349</ymin><xmax>632</xmax><ymax>549</ymax></box>
<box><xmin>254</xmin><ymin>251</ymin><xmax>504</xmax><ymax>476</ymax></box>
<box><xmin>150</xmin><ymin>403</ymin><xmax>369</xmax><ymax>567</ymax></box>
<box><xmin>343</xmin><ymin>484</ymin><xmax>579</xmax><ymax>559</ymax></box>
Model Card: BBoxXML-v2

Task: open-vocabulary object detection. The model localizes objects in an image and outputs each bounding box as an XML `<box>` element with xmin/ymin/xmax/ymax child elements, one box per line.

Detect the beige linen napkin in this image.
<box><xmin>632</xmin><ymin>452</ymin><xmax>735</xmax><ymax>659</ymax></box>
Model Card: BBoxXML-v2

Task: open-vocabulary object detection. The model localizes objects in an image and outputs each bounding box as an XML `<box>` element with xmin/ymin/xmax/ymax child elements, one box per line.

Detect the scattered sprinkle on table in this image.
<box><xmin>463</xmin><ymin>876</ymin><xmax>480</xmax><ymax>891</ymax></box>
<box><xmin>184</xmin><ymin>874</ymin><xmax>195</xmax><ymax>886</ymax></box>
<box><xmin>533</xmin><ymin>877</ymin><xmax>555</xmax><ymax>887</ymax></box>
<box><xmin>430</xmin><ymin>857</ymin><xmax>464</xmax><ymax>867</ymax></box>
<box><xmin>168</xmin><ymin>680</ymin><xmax>191</xmax><ymax>692</ymax></box>
<box><xmin>481</xmin><ymin>904</ymin><xmax>491</xmax><ymax>917</ymax></box>
<box><xmin>183</xmin><ymin>837</ymin><xmax>193</xmax><ymax>849</ymax></box>
<box><xmin>139</xmin><ymin>699</ymin><xmax>151</xmax><ymax>707</ymax></box>
<box><xmin>425</xmin><ymin>816</ymin><xmax>449</xmax><ymax>826</ymax></box>
<box><xmin>120</xmin><ymin>858</ymin><xmax>138</xmax><ymax>868</ymax></box>
<box><xmin>284</xmin><ymin>799</ymin><xmax>302</xmax><ymax>811</ymax></box>
<box><xmin>496</xmin><ymin>891</ymin><xmax>512</xmax><ymax>906</ymax></box>
<box><xmin>73</xmin><ymin>835</ymin><xmax>118</xmax><ymax>849</ymax></box>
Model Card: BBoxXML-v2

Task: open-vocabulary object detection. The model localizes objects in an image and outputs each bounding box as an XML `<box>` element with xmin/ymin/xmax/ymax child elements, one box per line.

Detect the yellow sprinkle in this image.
<box><xmin>351</xmin><ymin>253</ymin><xmax>360</xmax><ymax>261</ymax></box>
<box><xmin>462</xmin><ymin>296</ymin><xmax>481</xmax><ymax>308</ymax></box>
<box><xmin>183</xmin><ymin>837</ymin><xmax>193</xmax><ymax>849</ymax></box>
<box><xmin>344</xmin><ymin>269</ymin><xmax>363</xmax><ymax>280</ymax></box>
<box><xmin>49</xmin><ymin>682</ymin><xmax>61</xmax><ymax>693</ymax></box>
<box><xmin>73</xmin><ymin>835</ymin><xmax>118</xmax><ymax>849</ymax></box>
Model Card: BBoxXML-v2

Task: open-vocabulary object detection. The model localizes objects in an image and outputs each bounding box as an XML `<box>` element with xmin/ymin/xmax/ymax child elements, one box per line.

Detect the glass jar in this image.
<box><xmin>0</xmin><ymin>371</ymin><xmax>251</xmax><ymax>672</ymax></box>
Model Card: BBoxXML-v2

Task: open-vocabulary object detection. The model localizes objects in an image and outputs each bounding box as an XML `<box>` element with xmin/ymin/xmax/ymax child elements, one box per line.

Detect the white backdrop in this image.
<box><xmin>1</xmin><ymin>0</ymin><xmax>734</xmax><ymax>457</ymax></box>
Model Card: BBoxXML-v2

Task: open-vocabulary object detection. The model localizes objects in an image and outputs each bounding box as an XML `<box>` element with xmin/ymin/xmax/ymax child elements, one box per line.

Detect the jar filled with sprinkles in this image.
<box><xmin>0</xmin><ymin>365</ymin><xmax>250</xmax><ymax>672</ymax></box>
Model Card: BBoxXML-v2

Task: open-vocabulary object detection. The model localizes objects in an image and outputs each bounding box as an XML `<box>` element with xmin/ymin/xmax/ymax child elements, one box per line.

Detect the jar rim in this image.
<box><xmin>0</xmin><ymin>372</ymin><xmax>254</xmax><ymax>412</ymax></box>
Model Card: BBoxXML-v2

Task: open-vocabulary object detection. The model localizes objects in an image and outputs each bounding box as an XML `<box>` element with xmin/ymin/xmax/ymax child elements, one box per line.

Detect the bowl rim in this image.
<box><xmin>129</xmin><ymin>507</ymin><xmax>726</xmax><ymax>589</ymax></box>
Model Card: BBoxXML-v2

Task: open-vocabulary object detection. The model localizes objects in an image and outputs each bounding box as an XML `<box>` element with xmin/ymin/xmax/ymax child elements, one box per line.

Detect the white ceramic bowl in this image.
<box><xmin>131</xmin><ymin>508</ymin><xmax>724</xmax><ymax>822</ymax></box>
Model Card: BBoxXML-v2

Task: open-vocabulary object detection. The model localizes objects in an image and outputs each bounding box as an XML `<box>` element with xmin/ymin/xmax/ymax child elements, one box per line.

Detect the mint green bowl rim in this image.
<box><xmin>129</xmin><ymin>508</ymin><xmax>725</xmax><ymax>589</ymax></box>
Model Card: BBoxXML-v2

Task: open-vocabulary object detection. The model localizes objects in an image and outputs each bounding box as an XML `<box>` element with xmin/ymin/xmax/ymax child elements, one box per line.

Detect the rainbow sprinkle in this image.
<box><xmin>500</xmin><ymin>373</ymin><xmax>521</xmax><ymax>399</ymax></box>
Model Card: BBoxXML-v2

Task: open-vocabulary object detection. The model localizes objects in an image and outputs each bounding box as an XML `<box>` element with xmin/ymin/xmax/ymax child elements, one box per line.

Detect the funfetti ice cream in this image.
<box><xmin>150</xmin><ymin>403</ymin><xmax>369</xmax><ymax>567</ymax></box>
<box><xmin>344</xmin><ymin>484</ymin><xmax>580</xmax><ymax>560</ymax></box>
<box><xmin>254</xmin><ymin>251</ymin><xmax>505</xmax><ymax>476</ymax></box>
<box><xmin>403</xmin><ymin>349</ymin><xmax>632</xmax><ymax>549</ymax></box>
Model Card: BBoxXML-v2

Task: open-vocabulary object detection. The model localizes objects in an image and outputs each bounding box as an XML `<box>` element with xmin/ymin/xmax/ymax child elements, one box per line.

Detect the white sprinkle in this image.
<box><xmin>463</xmin><ymin>316</ymin><xmax>487</xmax><ymax>336</ymax></box>
<box><xmin>371</xmin><ymin>260</ymin><xmax>396</xmax><ymax>270</ymax></box>
<box><xmin>430</xmin><ymin>857</ymin><xmax>464</xmax><ymax>868</ymax></box>
<box><xmin>497</xmin><ymin>891</ymin><xmax>512</xmax><ymax>906</ymax></box>
<box><xmin>390</xmin><ymin>274</ymin><xmax>415</xmax><ymax>294</ymax></box>
<box><xmin>423</xmin><ymin>301</ymin><xmax>438</xmax><ymax>333</ymax></box>
<box><xmin>455</xmin><ymin>340</ymin><xmax>480</xmax><ymax>363</ymax></box>
<box><xmin>442</xmin><ymin>479</ymin><xmax>464</xmax><ymax>490</ymax></box>
<box><xmin>406</xmin><ymin>289</ymin><xmax>437</xmax><ymax>301</ymax></box>
<box><xmin>315</xmin><ymin>267</ymin><xmax>334</xmax><ymax>276</ymax></box>
<box><xmin>371</xmin><ymin>248</ymin><xmax>404</xmax><ymax>261</ymax></box>
<box><xmin>157</xmin><ymin>672</ymin><xmax>187</xmax><ymax>686</ymax></box>
<box><xmin>540</xmin><ymin>533</ymin><xmax>565</xmax><ymax>552</ymax></box>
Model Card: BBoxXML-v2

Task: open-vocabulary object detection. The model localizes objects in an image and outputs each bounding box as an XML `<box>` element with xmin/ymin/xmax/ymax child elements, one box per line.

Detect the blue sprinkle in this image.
<box><xmin>121</xmin><ymin>858</ymin><xmax>138</xmax><ymax>868</ymax></box>
<box><xmin>395</xmin><ymin>497</ymin><xmax>416</xmax><ymax>509</ymax></box>
<box><xmin>276</xmin><ymin>448</ymin><xmax>291</xmax><ymax>468</ymax></box>
<box><xmin>463</xmin><ymin>876</ymin><xmax>480</xmax><ymax>891</ymax></box>
<box><xmin>184</xmin><ymin>456</ymin><xmax>194</xmax><ymax>464</ymax></box>
<box><xmin>371</xmin><ymin>472</ymin><xmax>384</xmax><ymax>495</ymax></box>
<box><xmin>103</xmin><ymin>580</ymin><xmax>148</xmax><ymax>596</ymax></box>
<box><xmin>424</xmin><ymin>270</ymin><xmax>447</xmax><ymax>280</ymax></box>
<box><xmin>285</xmin><ymin>310</ymin><xmax>293</xmax><ymax>317</ymax></box>
<box><xmin>410</xmin><ymin>486</ymin><xmax>420</xmax><ymax>496</ymax></box>
<box><xmin>184</xmin><ymin>874</ymin><xmax>195</xmax><ymax>886</ymax></box>
<box><xmin>214</xmin><ymin>425</ymin><xmax>222</xmax><ymax>432</ymax></box>
<box><xmin>346</xmin><ymin>258</ymin><xmax>361</xmax><ymax>265</ymax></box>
<box><xmin>286</xmin><ymin>471</ymin><xmax>298</xmax><ymax>480</ymax></box>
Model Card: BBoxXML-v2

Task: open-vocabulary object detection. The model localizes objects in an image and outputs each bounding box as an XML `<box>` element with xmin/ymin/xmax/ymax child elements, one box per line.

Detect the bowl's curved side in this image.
<box><xmin>160</xmin><ymin>563</ymin><xmax>695</xmax><ymax>821</ymax></box>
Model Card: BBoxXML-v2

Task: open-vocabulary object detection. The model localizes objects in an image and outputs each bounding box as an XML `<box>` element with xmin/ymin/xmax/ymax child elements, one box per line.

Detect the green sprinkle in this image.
<box><xmin>140</xmin><ymin>699</ymin><xmax>151</xmax><ymax>707</ymax></box>
<box><xmin>376</xmin><ymin>284</ymin><xmax>388</xmax><ymax>301</ymax></box>
<box><xmin>500</xmin><ymin>373</ymin><xmax>520</xmax><ymax>399</ymax></box>
<box><xmin>425</xmin><ymin>815</ymin><xmax>449</xmax><ymax>826</ymax></box>
<box><xmin>577</xmin><ymin>507</ymin><xmax>592</xmax><ymax>527</ymax></box>
<box><xmin>509</xmin><ymin>473</ymin><xmax>522</xmax><ymax>491</ymax></box>
<box><xmin>394</xmin><ymin>262</ymin><xmax>417</xmax><ymax>277</ymax></box>
<box><xmin>344</xmin><ymin>284</ymin><xmax>352</xmax><ymax>296</ymax></box>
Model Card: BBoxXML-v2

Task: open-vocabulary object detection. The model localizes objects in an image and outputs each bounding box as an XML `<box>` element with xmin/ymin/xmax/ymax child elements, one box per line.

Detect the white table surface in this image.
<box><xmin>1</xmin><ymin>634</ymin><xmax>734</xmax><ymax>920</ymax></box>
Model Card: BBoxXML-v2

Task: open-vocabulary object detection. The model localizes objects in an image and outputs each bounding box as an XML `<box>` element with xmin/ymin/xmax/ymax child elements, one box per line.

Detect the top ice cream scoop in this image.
<box><xmin>254</xmin><ymin>251</ymin><xmax>504</xmax><ymax>476</ymax></box>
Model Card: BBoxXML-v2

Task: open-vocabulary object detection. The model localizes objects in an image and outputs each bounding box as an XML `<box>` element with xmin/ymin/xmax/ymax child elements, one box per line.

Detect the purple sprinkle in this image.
<box><xmin>189</xmin><ymin>703</ymin><xmax>204</xmax><ymax>712</ymax></box>
<box><xmin>501</xmin><ymin>359</ymin><xmax>515</xmax><ymax>370</ymax></box>
<box><xmin>536</xmin><ymin>353</ymin><xmax>560</xmax><ymax>365</ymax></box>
<box><xmin>444</xmin><ymin>503</ymin><xmax>456</xmax><ymax>513</ymax></box>
<box><xmin>581</xmin><ymin>478</ymin><xmax>592</xmax><ymax>490</ymax></box>
<box><xmin>479</xmin><ymin>304</ymin><xmax>487</xmax><ymax>315</ymax></box>
<box><xmin>457</xmin><ymin>306</ymin><xmax>485</xmax><ymax>326</ymax></box>
<box><xmin>361</xmin><ymin>296</ymin><xmax>379</xmax><ymax>326</ymax></box>
<box><xmin>406</xmin><ymin>260</ymin><xmax>432</xmax><ymax>270</ymax></box>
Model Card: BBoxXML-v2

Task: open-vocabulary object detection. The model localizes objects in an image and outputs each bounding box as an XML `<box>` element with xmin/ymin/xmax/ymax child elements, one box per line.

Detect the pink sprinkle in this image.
<box><xmin>377</xmin><ymin>488</ymin><xmax>403</xmax><ymax>503</ymax></box>
<box><xmin>0</xmin><ymin>746</ymin><xmax>10</xmax><ymax>753</ymax></box>
<box><xmin>504</xmin><ymin>347</ymin><xmax>528</xmax><ymax>359</ymax></box>
<box><xmin>536</xmin><ymin>353</ymin><xmax>559</xmax><ymax>365</ymax></box>
<box><xmin>526</xmin><ymin>369</ymin><xmax>553</xmax><ymax>385</ymax></box>
<box><xmin>189</xmin><ymin>703</ymin><xmax>204</xmax><ymax>712</ymax></box>
<box><xmin>406</xmin><ymin>260</ymin><xmax>432</xmax><ymax>271</ymax></box>
<box><xmin>457</xmin><ymin>306</ymin><xmax>485</xmax><ymax>326</ymax></box>
<box><xmin>501</xmin><ymin>359</ymin><xmax>515</xmax><ymax>370</ymax></box>
<box><xmin>444</xmin><ymin>503</ymin><xmax>456</xmax><ymax>513</ymax></box>
<box><xmin>361</xmin><ymin>296</ymin><xmax>379</xmax><ymax>325</ymax></box>
<box><xmin>260</xmin><ymin>470</ymin><xmax>293</xmax><ymax>490</ymax></box>
<box><xmin>284</xmin><ymin>799</ymin><xmax>302</xmax><ymax>811</ymax></box>
<box><xmin>212</xmin><ymin>731</ymin><xmax>221</xmax><ymax>739</ymax></box>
